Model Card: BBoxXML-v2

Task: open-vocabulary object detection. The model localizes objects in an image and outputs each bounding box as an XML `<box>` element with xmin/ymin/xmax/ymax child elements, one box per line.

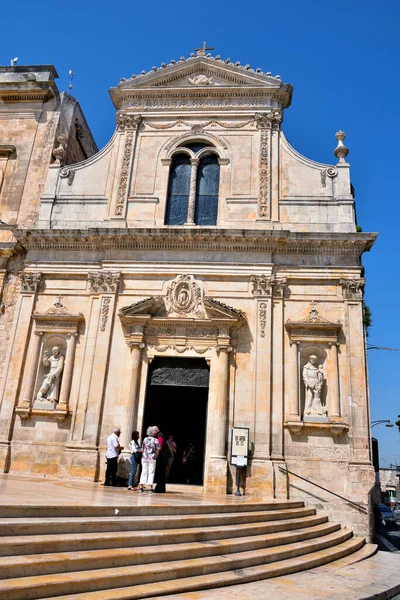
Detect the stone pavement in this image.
<box><xmin>155</xmin><ymin>551</ymin><xmax>400</xmax><ymax>600</ymax></box>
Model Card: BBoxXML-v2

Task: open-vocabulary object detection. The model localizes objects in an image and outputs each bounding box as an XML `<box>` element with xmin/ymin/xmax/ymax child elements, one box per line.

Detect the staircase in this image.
<box><xmin>0</xmin><ymin>500</ymin><xmax>373</xmax><ymax>600</ymax></box>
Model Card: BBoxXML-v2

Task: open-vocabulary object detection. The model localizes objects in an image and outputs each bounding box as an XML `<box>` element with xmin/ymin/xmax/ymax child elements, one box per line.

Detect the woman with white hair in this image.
<box><xmin>138</xmin><ymin>426</ymin><xmax>160</xmax><ymax>492</ymax></box>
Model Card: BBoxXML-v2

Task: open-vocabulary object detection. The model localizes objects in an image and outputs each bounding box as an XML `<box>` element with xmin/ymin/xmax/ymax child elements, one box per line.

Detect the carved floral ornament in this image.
<box><xmin>251</xmin><ymin>275</ymin><xmax>287</xmax><ymax>297</ymax></box>
<box><xmin>88</xmin><ymin>272</ymin><xmax>121</xmax><ymax>294</ymax></box>
<box><xmin>116</xmin><ymin>113</ymin><xmax>142</xmax><ymax>131</ymax></box>
<box><xmin>32</xmin><ymin>299</ymin><xmax>84</xmax><ymax>333</ymax></box>
<box><xmin>340</xmin><ymin>278</ymin><xmax>365</xmax><ymax>300</ymax></box>
<box><xmin>20</xmin><ymin>272</ymin><xmax>42</xmax><ymax>293</ymax></box>
<box><xmin>285</xmin><ymin>303</ymin><xmax>342</xmax><ymax>343</ymax></box>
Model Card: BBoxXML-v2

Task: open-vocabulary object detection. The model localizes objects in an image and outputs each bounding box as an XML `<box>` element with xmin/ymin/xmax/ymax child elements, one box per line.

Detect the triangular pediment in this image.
<box><xmin>110</xmin><ymin>56</ymin><xmax>293</xmax><ymax>109</ymax></box>
<box><xmin>119</xmin><ymin>296</ymin><xmax>246</xmax><ymax>323</ymax></box>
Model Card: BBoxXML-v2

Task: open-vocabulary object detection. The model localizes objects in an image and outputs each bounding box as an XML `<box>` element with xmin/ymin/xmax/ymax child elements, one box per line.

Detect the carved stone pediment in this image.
<box><xmin>286</xmin><ymin>304</ymin><xmax>341</xmax><ymax>343</ymax></box>
<box><xmin>33</xmin><ymin>301</ymin><xmax>84</xmax><ymax>333</ymax></box>
<box><xmin>113</xmin><ymin>57</ymin><xmax>287</xmax><ymax>91</ymax></box>
<box><xmin>119</xmin><ymin>277</ymin><xmax>246</xmax><ymax>349</ymax></box>
<box><xmin>110</xmin><ymin>56</ymin><xmax>292</xmax><ymax>110</ymax></box>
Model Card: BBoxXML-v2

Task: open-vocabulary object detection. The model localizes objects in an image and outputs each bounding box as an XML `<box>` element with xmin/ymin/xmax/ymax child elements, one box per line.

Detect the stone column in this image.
<box><xmin>288</xmin><ymin>341</ymin><xmax>300</xmax><ymax>418</ymax></box>
<box><xmin>212</xmin><ymin>345</ymin><xmax>231</xmax><ymax>459</ymax></box>
<box><xmin>120</xmin><ymin>341</ymin><xmax>145</xmax><ymax>449</ymax></box>
<box><xmin>329</xmin><ymin>342</ymin><xmax>341</xmax><ymax>418</ymax></box>
<box><xmin>20</xmin><ymin>331</ymin><xmax>43</xmax><ymax>408</ymax></box>
<box><xmin>186</xmin><ymin>158</ymin><xmax>199</xmax><ymax>225</ymax></box>
<box><xmin>58</xmin><ymin>333</ymin><xmax>78</xmax><ymax>412</ymax></box>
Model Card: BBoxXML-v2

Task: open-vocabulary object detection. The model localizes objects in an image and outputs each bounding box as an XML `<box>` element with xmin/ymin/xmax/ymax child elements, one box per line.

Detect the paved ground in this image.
<box><xmin>151</xmin><ymin>552</ymin><xmax>400</xmax><ymax>600</ymax></box>
<box><xmin>1</xmin><ymin>473</ymin><xmax>400</xmax><ymax>599</ymax></box>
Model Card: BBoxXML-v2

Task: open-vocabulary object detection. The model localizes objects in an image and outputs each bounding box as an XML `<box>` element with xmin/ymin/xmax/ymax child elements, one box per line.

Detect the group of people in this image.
<box><xmin>104</xmin><ymin>426</ymin><xmax>177</xmax><ymax>493</ymax></box>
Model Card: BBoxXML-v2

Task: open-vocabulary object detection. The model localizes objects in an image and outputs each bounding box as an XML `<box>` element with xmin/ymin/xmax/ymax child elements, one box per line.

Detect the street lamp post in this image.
<box><xmin>371</xmin><ymin>420</ymin><xmax>394</xmax><ymax>429</ymax></box>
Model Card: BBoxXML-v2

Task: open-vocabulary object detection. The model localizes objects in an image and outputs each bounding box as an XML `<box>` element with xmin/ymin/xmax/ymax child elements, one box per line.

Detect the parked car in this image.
<box><xmin>378</xmin><ymin>504</ymin><xmax>397</xmax><ymax>527</ymax></box>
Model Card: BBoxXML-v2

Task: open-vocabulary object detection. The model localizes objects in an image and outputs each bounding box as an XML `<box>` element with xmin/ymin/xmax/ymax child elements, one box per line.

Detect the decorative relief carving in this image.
<box><xmin>88</xmin><ymin>272</ymin><xmax>120</xmax><ymax>294</ymax></box>
<box><xmin>116</xmin><ymin>113</ymin><xmax>142</xmax><ymax>131</ymax></box>
<box><xmin>320</xmin><ymin>167</ymin><xmax>338</xmax><ymax>187</ymax></box>
<box><xmin>165</xmin><ymin>274</ymin><xmax>205</xmax><ymax>318</ymax></box>
<box><xmin>145</xmin><ymin>327</ymin><xmax>177</xmax><ymax>337</ymax></box>
<box><xmin>259</xmin><ymin>302</ymin><xmax>267</xmax><ymax>338</ymax></box>
<box><xmin>149</xmin><ymin>359</ymin><xmax>210</xmax><ymax>388</ymax></box>
<box><xmin>115</xmin><ymin>132</ymin><xmax>133</xmax><ymax>216</ymax></box>
<box><xmin>127</xmin><ymin>96</ymin><xmax>275</xmax><ymax>110</ymax></box>
<box><xmin>340</xmin><ymin>278</ymin><xmax>365</xmax><ymax>300</ymax></box>
<box><xmin>190</xmin><ymin>328</ymin><xmax>218</xmax><ymax>338</ymax></box>
<box><xmin>164</xmin><ymin>131</ymin><xmax>228</xmax><ymax>152</ymax></box>
<box><xmin>100</xmin><ymin>298</ymin><xmax>111</xmax><ymax>332</ymax></box>
<box><xmin>255</xmin><ymin>110</ymin><xmax>283</xmax><ymax>130</ymax></box>
<box><xmin>189</xmin><ymin>74</ymin><xmax>219</xmax><ymax>86</ymax></box>
<box><xmin>145</xmin><ymin>117</ymin><xmax>254</xmax><ymax>130</ymax></box>
<box><xmin>20</xmin><ymin>272</ymin><xmax>41</xmax><ymax>293</ymax></box>
<box><xmin>251</xmin><ymin>275</ymin><xmax>287</xmax><ymax>297</ymax></box>
<box><xmin>258</xmin><ymin>130</ymin><xmax>269</xmax><ymax>218</ymax></box>
<box><xmin>148</xmin><ymin>345</ymin><xmax>211</xmax><ymax>354</ymax></box>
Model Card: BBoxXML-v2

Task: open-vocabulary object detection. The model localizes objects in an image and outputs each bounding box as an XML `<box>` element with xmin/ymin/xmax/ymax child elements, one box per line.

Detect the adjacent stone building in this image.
<box><xmin>0</xmin><ymin>49</ymin><xmax>376</xmax><ymax>535</ymax></box>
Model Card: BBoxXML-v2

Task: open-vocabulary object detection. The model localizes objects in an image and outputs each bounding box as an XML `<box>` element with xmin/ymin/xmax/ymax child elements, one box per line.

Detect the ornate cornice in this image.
<box><xmin>14</xmin><ymin>229</ymin><xmax>377</xmax><ymax>258</ymax></box>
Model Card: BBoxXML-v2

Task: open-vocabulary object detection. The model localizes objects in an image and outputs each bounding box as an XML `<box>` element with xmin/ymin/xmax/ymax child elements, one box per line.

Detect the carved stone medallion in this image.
<box><xmin>165</xmin><ymin>274</ymin><xmax>205</xmax><ymax>318</ymax></box>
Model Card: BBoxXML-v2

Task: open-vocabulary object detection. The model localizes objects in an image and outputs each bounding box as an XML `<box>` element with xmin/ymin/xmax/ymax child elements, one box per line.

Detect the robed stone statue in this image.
<box><xmin>302</xmin><ymin>354</ymin><xmax>325</xmax><ymax>416</ymax></box>
<box><xmin>36</xmin><ymin>346</ymin><xmax>64</xmax><ymax>403</ymax></box>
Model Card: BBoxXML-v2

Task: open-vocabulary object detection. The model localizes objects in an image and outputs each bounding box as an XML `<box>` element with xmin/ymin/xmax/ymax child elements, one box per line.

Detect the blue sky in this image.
<box><xmin>2</xmin><ymin>0</ymin><xmax>400</xmax><ymax>464</ymax></box>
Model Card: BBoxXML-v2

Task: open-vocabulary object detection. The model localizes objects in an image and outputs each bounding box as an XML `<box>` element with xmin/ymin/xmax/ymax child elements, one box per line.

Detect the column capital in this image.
<box><xmin>216</xmin><ymin>345</ymin><xmax>233</xmax><ymax>355</ymax></box>
<box><xmin>20</xmin><ymin>272</ymin><xmax>41</xmax><ymax>293</ymax></box>
<box><xmin>88</xmin><ymin>271</ymin><xmax>121</xmax><ymax>294</ymax></box>
<box><xmin>190</xmin><ymin>158</ymin><xmax>200</xmax><ymax>166</ymax></box>
<box><xmin>128</xmin><ymin>341</ymin><xmax>145</xmax><ymax>351</ymax></box>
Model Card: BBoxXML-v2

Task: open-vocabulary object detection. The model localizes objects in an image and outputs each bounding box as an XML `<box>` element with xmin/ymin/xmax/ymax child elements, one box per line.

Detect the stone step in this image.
<box><xmin>0</xmin><ymin>507</ymin><xmax>316</xmax><ymax>536</ymax></box>
<box><xmin>0</xmin><ymin>532</ymin><xmax>359</xmax><ymax>600</ymax></box>
<box><xmin>0</xmin><ymin>500</ymin><xmax>305</xmax><ymax>519</ymax></box>
<box><xmin>42</xmin><ymin>537</ymin><xmax>365</xmax><ymax>600</ymax></box>
<box><xmin>0</xmin><ymin>513</ymin><xmax>328</xmax><ymax>557</ymax></box>
<box><xmin>0</xmin><ymin>522</ymin><xmax>340</xmax><ymax>579</ymax></box>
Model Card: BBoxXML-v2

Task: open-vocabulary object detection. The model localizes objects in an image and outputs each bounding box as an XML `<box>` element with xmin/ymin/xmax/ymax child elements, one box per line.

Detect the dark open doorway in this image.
<box><xmin>142</xmin><ymin>357</ymin><xmax>209</xmax><ymax>486</ymax></box>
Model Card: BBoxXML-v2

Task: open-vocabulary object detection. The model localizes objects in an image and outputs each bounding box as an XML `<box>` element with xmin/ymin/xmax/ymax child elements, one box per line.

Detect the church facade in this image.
<box><xmin>0</xmin><ymin>50</ymin><xmax>376</xmax><ymax>535</ymax></box>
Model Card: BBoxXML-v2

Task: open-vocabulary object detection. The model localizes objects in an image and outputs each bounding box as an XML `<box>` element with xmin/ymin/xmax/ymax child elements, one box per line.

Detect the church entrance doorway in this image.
<box><xmin>142</xmin><ymin>357</ymin><xmax>209</xmax><ymax>486</ymax></box>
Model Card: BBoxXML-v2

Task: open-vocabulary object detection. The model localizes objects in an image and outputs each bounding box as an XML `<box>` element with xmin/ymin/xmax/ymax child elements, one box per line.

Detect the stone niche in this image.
<box><xmin>15</xmin><ymin>300</ymin><xmax>84</xmax><ymax>421</ymax></box>
<box><xmin>285</xmin><ymin>304</ymin><xmax>348</xmax><ymax>436</ymax></box>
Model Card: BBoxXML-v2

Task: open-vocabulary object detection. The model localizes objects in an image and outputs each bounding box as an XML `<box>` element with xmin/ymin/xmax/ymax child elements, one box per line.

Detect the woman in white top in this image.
<box><xmin>139</xmin><ymin>426</ymin><xmax>160</xmax><ymax>492</ymax></box>
<box><xmin>127</xmin><ymin>430</ymin><xmax>142</xmax><ymax>490</ymax></box>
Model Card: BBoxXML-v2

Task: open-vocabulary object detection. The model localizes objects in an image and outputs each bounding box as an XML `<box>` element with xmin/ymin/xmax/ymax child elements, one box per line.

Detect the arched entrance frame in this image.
<box><xmin>118</xmin><ymin>296</ymin><xmax>244</xmax><ymax>494</ymax></box>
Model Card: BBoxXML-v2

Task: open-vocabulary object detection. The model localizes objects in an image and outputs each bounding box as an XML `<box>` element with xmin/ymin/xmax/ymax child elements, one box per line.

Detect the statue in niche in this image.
<box><xmin>36</xmin><ymin>346</ymin><xmax>64</xmax><ymax>404</ymax></box>
<box><xmin>303</xmin><ymin>354</ymin><xmax>326</xmax><ymax>416</ymax></box>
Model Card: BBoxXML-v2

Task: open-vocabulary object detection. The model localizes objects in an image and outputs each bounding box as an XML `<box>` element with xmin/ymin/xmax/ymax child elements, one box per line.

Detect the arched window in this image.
<box><xmin>165</xmin><ymin>143</ymin><xmax>220</xmax><ymax>226</ymax></box>
<box><xmin>195</xmin><ymin>154</ymin><xmax>220</xmax><ymax>226</ymax></box>
<box><xmin>165</xmin><ymin>153</ymin><xmax>191</xmax><ymax>226</ymax></box>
